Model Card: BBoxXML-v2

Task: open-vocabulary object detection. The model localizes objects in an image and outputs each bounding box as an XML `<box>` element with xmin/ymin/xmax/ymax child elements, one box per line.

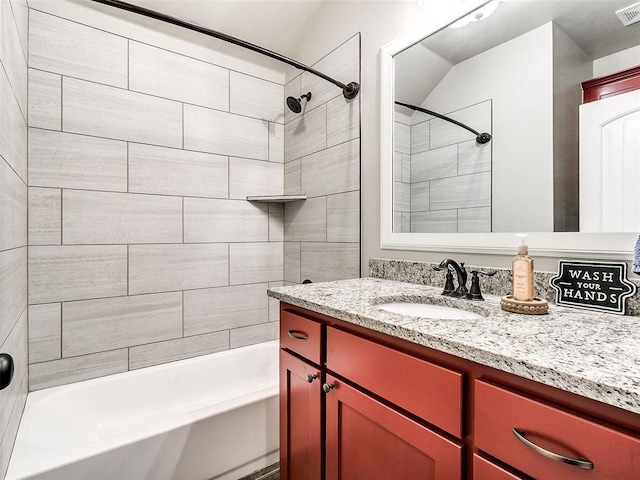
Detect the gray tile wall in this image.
<box><xmin>0</xmin><ymin>0</ymin><xmax>28</xmax><ymax>476</ymax></box>
<box><xmin>27</xmin><ymin>9</ymin><xmax>284</xmax><ymax>391</ymax></box>
<box><xmin>393</xmin><ymin>100</ymin><xmax>492</xmax><ymax>233</ymax></box>
<box><xmin>283</xmin><ymin>34</ymin><xmax>361</xmax><ymax>284</ymax></box>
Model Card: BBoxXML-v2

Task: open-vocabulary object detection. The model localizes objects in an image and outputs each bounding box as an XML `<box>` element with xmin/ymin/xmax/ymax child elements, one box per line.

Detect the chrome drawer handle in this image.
<box><xmin>287</xmin><ymin>330</ymin><xmax>308</xmax><ymax>341</ymax></box>
<box><xmin>322</xmin><ymin>383</ymin><xmax>334</xmax><ymax>394</ymax></box>
<box><xmin>512</xmin><ymin>428</ymin><xmax>594</xmax><ymax>470</ymax></box>
<box><xmin>307</xmin><ymin>374</ymin><xmax>318</xmax><ymax>383</ymax></box>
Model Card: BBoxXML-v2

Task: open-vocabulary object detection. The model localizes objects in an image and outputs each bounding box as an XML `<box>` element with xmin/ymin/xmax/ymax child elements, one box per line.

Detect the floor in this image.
<box><xmin>236</xmin><ymin>462</ymin><xmax>279</xmax><ymax>480</ymax></box>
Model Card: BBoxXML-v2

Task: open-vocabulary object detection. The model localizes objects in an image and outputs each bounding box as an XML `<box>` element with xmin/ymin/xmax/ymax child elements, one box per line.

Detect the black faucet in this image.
<box><xmin>434</xmin><ymin>259</ymin><xmax>468</xmax><ymax>297</ymax></box>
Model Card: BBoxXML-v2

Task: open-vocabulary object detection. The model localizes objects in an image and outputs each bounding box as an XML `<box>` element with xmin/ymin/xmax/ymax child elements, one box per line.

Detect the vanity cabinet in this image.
<box><xmin>279</xmin><ymin>303</ymin><xmax>640</xmax><ymax>480</ymax></box>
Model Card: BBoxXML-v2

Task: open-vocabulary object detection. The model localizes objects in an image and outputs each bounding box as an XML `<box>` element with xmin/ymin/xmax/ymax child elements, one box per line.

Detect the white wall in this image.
<box><xmin>423</xmin><ymin>23</ymin><xmax>555</xmax><ymax>233</ymax></box>
<box><xmin>593</xmin><ymin>44</ymin><xmax>640</xmax><ymax>78</ymax></box>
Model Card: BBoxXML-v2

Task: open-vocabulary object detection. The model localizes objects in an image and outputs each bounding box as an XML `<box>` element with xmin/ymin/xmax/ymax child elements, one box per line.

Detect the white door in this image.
<box><xmin>580</xmin><ymin>89</ymin><xmax>640</xmax><ymax>232</ymax></box>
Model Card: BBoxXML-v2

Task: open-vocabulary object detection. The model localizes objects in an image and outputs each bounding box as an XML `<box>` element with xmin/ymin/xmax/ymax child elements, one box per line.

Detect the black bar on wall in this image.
<box><xmin>90</xmin><ymin>0</ymin><xmax>360</xmax><ymax>99</ymax></box>
<box><xmin>395</xmin><ymin>101</ymin><xmax>491</xmax><ymax>144</ymax></box>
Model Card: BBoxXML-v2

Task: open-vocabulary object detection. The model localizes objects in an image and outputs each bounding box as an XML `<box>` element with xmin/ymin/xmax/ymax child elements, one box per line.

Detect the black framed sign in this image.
<box><xmin>549</xmin><ymin>261</ymin><xmax>637</xmax><ymax>315</ymax></box>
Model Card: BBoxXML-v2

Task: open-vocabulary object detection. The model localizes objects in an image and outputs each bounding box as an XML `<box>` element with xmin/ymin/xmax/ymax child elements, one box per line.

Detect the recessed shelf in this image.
<box><xmin>246</xmin><ymin>195</ymin><xmax>307</xmax><ymax>203</ymax></box>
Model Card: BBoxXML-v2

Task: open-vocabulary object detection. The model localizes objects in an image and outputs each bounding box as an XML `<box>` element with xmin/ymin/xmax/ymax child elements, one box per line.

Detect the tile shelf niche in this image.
<box><xmin>246</xmin><ymin>195</ymin><xmax>307</xmax><ymax>203</ymax></box>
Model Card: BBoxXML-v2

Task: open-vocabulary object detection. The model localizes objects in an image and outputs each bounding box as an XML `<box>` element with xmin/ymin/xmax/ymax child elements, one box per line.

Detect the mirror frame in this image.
<box><xmin>380</xmin><ymin>0</ymin><xmax>636</xmax><ymax>260</ymax></box>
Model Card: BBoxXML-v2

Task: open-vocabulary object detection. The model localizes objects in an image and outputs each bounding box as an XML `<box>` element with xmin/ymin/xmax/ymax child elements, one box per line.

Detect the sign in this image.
<box><xmin>549</xmin><ymin>261</ymin><xmax>637</xmax><ymax>315</ymax></box>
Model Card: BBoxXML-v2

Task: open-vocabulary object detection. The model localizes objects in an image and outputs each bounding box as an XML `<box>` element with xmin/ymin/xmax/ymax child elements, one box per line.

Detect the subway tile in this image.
<box><xmin>229</xmin><ymin>243</ymin><xmax>283</xmax><ymax>285</ymax></box>
<box><xmin>229</xmin><ymin>157</ymin><xmax>283</xmax><ymax>199</ymax></box>
<box><xmin>268</xmin><ymin>281</ymin><xmax>283</xmax><ymax>322</ymax></box>
<box><xmin>230</xmin><ymin>322</ymin><xmax>278</xmax><ymax>349</ymax></box>
<box><xmin>284</xmin><ymin>104</ymin><xmax>326</xmax><ymax>161</ymax></box>
<box><xmin>411</xmin><ymin>210</ymin><xmax>458</xmax><ymax>233</ymax></box>
<box><xmin>393</xmin><ymin>211</ymin><xmax>402</xmax><ymax>232</ymax></box>
<box><xmin>269</xmin><ymin>203</ymin><xmax>284</xmax><ymax>242</ymax></box>
<box><xmin>28</xmin><ymin>187</ymin><xmax>60</xmax><ymax>246</ymax></box>
<box><xmin>300</xmin><ymin>243</ymin><xmax>360</xmax><ymax>283</ymax></box>
<box><xmin>430</xmin><ymin>171</ymin><xmax>491</xmax><ymax>211</ymax></box>
<box><xmin>284</xmin><ymin>242</ymin><xmax>301</xmax><ymax>284</ymax></box>
<box><xmin>393</xmin><ymin>152</ymin><xmax>402</xmax><ymax>182</ymax></box>
<box><xmin>430</xmin><ymin>100</ymin><xmax>492</xmax><ymax>149</ymax></box>
<box><xmin>300</xmin><ymin>34</ymin><xmax>360</xmax><ymax>107</ymax></box>
<box><xmin>0</xmin><ymin>68</ymin><xmax>27</xmax><ymax>182</ymax></box>
<box><xmin>184</xmin><ymin>283</ymin><xmax>269</xmax><ymax>337</ymax></box>
<box><xmin>184</xmin><ymin>104</ymin><xmax>268</xmax><ymax>160</ymax></box>
<box><xmin>0</xmin><ymin>379</ymin><xmax>25</xmax><ymax>480</ymax></box>
<box><xmin>28</xmin><ymin>69</ymin><xmax>60</xmax><ymax>130</ymax></box>
<box><xmin>1</xmin><ymin>0</ymin><xmax>27</xmax><ymax>117</ymax></box>
<box><xmin>458</xmin><ymin>207</ymin><xmax>492</xmax><ymax>233</ymax></box>
<box><xmin>326</xmin><ymin>95</ymin><xmax>359</xmax><ymax>148</ymax></box>
<box><xmin>63</xmin><ymin>77</ymin><xmax>182</xmax><ymax>147</ymax></box>
<box><xmin>458</xmin><ymin>139</ymin><xmax>491</xmax><ymax>175</ymax></box>
<box><xmin>28</xmin><ymin>303</ymin><xmax>61</xmax><ymax>363</ymax></box>
<box><xmin>411</xmin><ymin>145</ymin><xmax>457</xmax><ymax>183</ymax></box>
<box><xmin>269</xmin><ymin>122</ymin><xmax>284</xmax><ymax>163</ymax></box>
<box><xmin>0</xmin><ymin>309</ymin><xmax>27</xmax><ymax>460</ymax></box>
<box><xmin>393</xmin><ymin>182</ymin><xmax>410</xmax><ymax>212</ymax></box>
<box><xmin>301</xmin><ymin>138</ymin><xmax>359</xmax><ymax>197</ymax></box>
<box><xmin>29</xmin><ymin>348</ymin><xmax>128</xmax><ymax>391</ymax></box>
<box><xmin>63</xmin><ymin>190</ymin><xmax>183</xmax><ymax>245</ymax></box>
<box><xmin>129</xmin><ymin>243</ymin><xmax>229</xmax><ymax>295</ymax></box>
<box><xmin>402</xmin><ymin>153</ymin><xmax>411</xmax><ymax>183</ymax></box>
<box><xmin>29</xmin><ymin>128</ymin><xmax>128</xmax><ymax>191</ymax></box>
<box><xmin>129</xmin><ymin>331</ymin><xmax>230</xmax><ymax>370</ymax></box>
<box><xmin>0</xmin><ymin>247</ymin><xmax>26</xmax><ymax>344</ymax></box>
<box><xmin>284</xmin><ymin>159</ymin><xmax>301</xmax><ymax>194</ymax></box>
<box><xmin>29</xmin><ymin>10</ymin><xmax>128</xmax><ymax>88</ymax></box>
<box><xmin>129</xmin><ymin>143</ymin><xmax>228</xmax><ymax>198</ymax></box>
<box><xmin>9</xmin><ymin>0</ymin><xmax>28</xmax><ymax>59</ymax></box>
<box><xmin>63</xmin><ymin>292</ymin><xmax>183</xmax><ymax>357</ymax></box>
<box><xmin>394</xmin><ymin>121</ymin><xmax>410</xmax><ymax>155</ymax></box>
<box><xmin>327</xmin><ymin>191</ymin><xmax>360</xmax><ymax>243</ymax></box>
<box><xmin>129</xmin><ymin>41</ymin><xmax>229</xmax><ymax>111</ymax></box>
<box><xmin>230</xmin><ymin>71</ymin><xmax>283</xmax><ymax>122</ymax></box>
<box><xmin>0</xmin><ymin>159</ymin><xmax>27</xmax><ymax>250</ymax></box>
<box><xmin>29</xmin><ymin>245</ymin><xmax>127</xmax><ymax>304</ymax></box>
<box><xmin>284</xmin><ymin>197</ymin><xmax>326</xmax><ymax>242</ymax></box>
<box><xmin>184</xmin><ymin>198</ymin><xmax>268</xmax><ymax>243</ymax></box>
<box><xmin>411</xmin><ymin>120</ymin><xmax>430</xmax><ymax>155</ymax></box>
<box><xmin>410</xmin><ymin>182</ymin><xmax>430</xmax><ymax>212</ymax></box>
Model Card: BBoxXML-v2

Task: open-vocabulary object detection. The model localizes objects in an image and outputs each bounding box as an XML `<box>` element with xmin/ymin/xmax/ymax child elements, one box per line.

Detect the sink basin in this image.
<box><xmin>376</xmin><ymin>302</ymin><xmax>484</xmax><ymax>320</ymax></box>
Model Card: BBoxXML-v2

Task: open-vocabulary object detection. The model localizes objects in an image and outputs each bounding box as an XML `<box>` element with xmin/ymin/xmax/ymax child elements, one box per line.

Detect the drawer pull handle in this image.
<box><xmin>288</xmin><ymin>330</ymin><xmax>308</xmax><ymax>341</ymax></box>
<box><xmin>322</xmin><ymin>383</ymin><xmax>334</xmax><ymax>394</ymax></box>
<box><xmin>307</xmin><ymin>374</ymin><xmax>318</xmax><ymax>383</ymax></box>
<box><xmin>512</xmin><ymin>428</ymin><xmax>594</xmax><ymax>470</ymax></box>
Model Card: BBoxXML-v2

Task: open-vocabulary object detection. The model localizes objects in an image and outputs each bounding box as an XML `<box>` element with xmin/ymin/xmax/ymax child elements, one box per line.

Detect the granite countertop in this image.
<box><xmin>268</xmin><ymin>277</ymin><xmax>640</xmax><ymax>415</ymax></box>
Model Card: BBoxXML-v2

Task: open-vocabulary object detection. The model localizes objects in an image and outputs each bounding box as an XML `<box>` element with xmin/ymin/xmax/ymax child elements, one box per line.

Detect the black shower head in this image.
<box><xmin>286</xmin><ymin>92</ymin><xmax>312</xmax><ymax>113</ymax></box>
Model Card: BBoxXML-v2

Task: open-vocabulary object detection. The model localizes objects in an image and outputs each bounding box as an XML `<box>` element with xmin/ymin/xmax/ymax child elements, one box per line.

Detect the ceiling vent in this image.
<box><xmin>616</xmin><ymin>2</ymin><xmax>640</xmax><ymax>26</ymax></box>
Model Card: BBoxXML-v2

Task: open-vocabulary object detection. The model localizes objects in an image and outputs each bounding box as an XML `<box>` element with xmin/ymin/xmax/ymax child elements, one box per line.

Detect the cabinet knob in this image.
<box><xmin>322</xmin><ymin>383</ymin><xmax>334</xmax><ymax>393</ymax></box>
<box><xmin>307</xmin><ymin>374</ymin><xmax>318</xmax><ymax>383</ymax></box>
<box><xmin>512</xmin><ymin>428</ymin><xmax>594</xmax><ymax>470</ymax></box>
<box><xmin>0</xmin><ymin>353</ymin><xmax>14</xmax><ymax>391</ymax></box>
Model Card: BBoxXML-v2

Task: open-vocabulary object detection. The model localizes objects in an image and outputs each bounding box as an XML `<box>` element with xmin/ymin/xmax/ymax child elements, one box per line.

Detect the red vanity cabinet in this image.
<box><xmin>279</xmin><ymin>303</ymin><xmax>640</xmax><ymax>480</ymax></box>
<box><xmin>582</xmin><ymin>65</ymin><xmax>640</xmax><ymax>103</ymax></box>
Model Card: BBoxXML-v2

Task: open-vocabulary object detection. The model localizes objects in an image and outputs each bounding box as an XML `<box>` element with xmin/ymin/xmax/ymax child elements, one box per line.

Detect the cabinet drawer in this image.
<box><xmin>475</xmin><ymin>380</ymin><xmax>640</xmax><ymax>479</ymax></box>
<box><xmin>326</xmin><ymin>326</ymin><xmax>463</xmax><ymax>437</ymax></box>
<box><xmin>473</xmin><ymin>454</ymin><xmax>524</xmax><ymax>480</ymax></box>
<box><xmin>280</xmin><ymin>310</ymin><xmax>322</xmax><ymax>364</ymax></box>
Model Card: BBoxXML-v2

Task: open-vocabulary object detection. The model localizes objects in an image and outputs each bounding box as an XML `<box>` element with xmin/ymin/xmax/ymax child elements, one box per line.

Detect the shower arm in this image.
<box><xmin>395</xmin><ymin>101</ymin><xmax>491</xmax><ymax>144</ymax></box>
<box><xmin>90</xmin><ymin>0</ymin><xmax>360</xmax><ymax>100</ymax></box>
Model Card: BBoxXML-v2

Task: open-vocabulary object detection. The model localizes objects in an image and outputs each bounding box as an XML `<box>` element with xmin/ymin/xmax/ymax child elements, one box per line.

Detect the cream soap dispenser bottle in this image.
<box><xmin>512</xmin><ymin>234</ymin><xmax>534</xmax><ymax>301</ymax></box>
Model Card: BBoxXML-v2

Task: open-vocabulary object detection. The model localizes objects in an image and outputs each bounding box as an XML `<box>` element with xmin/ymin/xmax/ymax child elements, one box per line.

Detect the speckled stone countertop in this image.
<box><xmin>268</xmin><ymin>278</ymin><xmax>640</xmax><ymax>415</ymax></box>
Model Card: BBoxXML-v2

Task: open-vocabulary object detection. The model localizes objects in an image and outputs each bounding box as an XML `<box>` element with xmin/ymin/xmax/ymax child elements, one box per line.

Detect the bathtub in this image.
<box><xmin>6</xmin><ymin>340</ymin><xmax>279</xmax><ymax>480</ymax></box>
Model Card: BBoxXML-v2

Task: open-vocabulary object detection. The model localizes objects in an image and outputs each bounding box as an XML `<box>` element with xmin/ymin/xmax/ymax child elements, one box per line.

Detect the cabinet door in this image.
<box><xmin>325</xmin><ymin>374</ymin><xmax>462</xmax><ymax>480</ymax></box>
<box><xmin>280</xmin><ymin>350</ymin><xmax>322</xmax><ymax>480</ymax></box>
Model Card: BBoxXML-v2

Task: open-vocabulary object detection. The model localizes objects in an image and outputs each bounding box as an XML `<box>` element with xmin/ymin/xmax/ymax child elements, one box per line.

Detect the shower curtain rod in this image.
<box><xmin>90</xmin><ymin>0</ymin><xmax>360</xmax><ymax>100</ymax></box>
<box><xmin>395</xmin><ymin>101</ymin><xmax>491</xmax><ymax>144</ymax></box>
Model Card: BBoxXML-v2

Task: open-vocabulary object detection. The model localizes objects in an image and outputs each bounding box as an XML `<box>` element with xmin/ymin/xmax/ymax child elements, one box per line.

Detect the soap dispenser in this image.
<box><xmin>512</xmin><ymin>234</ymin><xmax>534</xmax><ymax>302</ymax></box>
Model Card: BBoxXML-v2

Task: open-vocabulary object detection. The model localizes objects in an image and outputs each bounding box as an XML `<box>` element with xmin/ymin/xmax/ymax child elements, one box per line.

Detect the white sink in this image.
<box><xmin>376</xmin><ymin>302</ymin><xmax>484</xmax><ymax>320</ymax></box>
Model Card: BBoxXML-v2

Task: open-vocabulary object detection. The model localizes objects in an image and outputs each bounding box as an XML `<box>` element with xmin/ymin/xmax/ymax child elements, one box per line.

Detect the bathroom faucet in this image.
<box><xmin>434</xmin><ymin>259</ymin><xmax>468</xmax><ymax>297</ymax></box>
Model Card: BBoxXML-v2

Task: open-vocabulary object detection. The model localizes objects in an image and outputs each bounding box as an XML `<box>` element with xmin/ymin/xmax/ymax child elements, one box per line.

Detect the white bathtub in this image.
<box><xmin>7</xmin><ymin>340</ymin><xmax>279</xmax><ymax>480</ymax></box>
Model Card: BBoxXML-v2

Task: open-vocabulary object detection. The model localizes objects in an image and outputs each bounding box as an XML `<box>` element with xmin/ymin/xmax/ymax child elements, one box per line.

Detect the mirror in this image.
<box><xmin>388</xmin><ymin>0</ymin><xmax>640</xmax><ymax>236</ymax></box>
<box><xmin>379</xmin><ymin>0</ymin><xmax>638</xmax><ymax>258</ymax></box>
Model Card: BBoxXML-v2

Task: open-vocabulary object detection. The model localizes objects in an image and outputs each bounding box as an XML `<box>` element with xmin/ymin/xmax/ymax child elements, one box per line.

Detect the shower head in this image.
<box><xmin>286</xmin><ymin>92</ymin><xmax>312</xmax><ymax>113</ymax></box>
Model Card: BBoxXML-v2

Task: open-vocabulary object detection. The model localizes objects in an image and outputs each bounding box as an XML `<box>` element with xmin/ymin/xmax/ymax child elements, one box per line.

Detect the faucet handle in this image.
<box><xmin>432</xmin><ymin>264</ymin><xmax>455</xmax><ymax>295</ymax></box>
<box><xmin>466</xmin><ymin>270</ymin><xmax>497</xmax><ymax>300</ymax></box>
